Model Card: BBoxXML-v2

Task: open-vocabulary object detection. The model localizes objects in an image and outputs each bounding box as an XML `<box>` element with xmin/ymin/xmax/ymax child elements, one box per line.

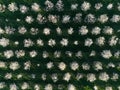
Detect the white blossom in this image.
<box><xmin>4</xmin><ymin>50</ymin><xmax>14</xmax><ymax>59</ymax></box>
<box><xmin>9</xmin><ymin>61</ymin><xmax>20</xmax><ymax>71</ymax></box>
<box><xmin>24</xmin><ymin>39</ymin><xmax>34</xmax><ymax>47</ymax></box>
<box><xmin>45</xmin><ymin>0</ymin><xmax>54</xmax><ymax>11</ymax></box>
<box><xmin>109</xmin><ymin>36</ymin><xmax>118</xmax><ymax>46</ymax></box>
<box><xmin>89</xmin><ymin>50</ymin><xmax>96</xmax><ymax>56</ymax></box>
<box><xmin>93</xmin><ymin>61</ymin><xmax>103</xmax><ymax>71</ymax></box>
<box><xmin>99</xmin><ymin>72</ymin><xmax>109</xmax><ymax>82</ymax></box>
<box><xmin>43</xmin><ymin>28</ymin><xmax>51</xmax><ymax>35</ymax></box>
<box><xmin>79</xmin><ymin>26</ymin><xmax>88</xmax><ymax>35</ymax></box>
<box><xmin>18</xmin><ymin>26</ymin><xmax>27</xmax><ymax>34</ymax></box>
<box><xmin>10</xmin><ymin>83</ymin><xmax>17</xmax><ymax>90</ymax></box>
<box><xmin>37</xmin><ymin>64</ymin><xmax>40</xmax><ymax>67</ymax></box>
<box><xmin>76</xmin><ymin>73</ymin><xmax>83</xmax><ymax>80</ymax></box>
<box><xmin>70</xmin><ymin>61</ymin><xmax>79</xmax><ymax>71</ymax></box>
<box><xmin>73</xmin><ymin>13</ymin><xmax>82</xmax><ymax>22</ymax></box>
<box><xmin>68</xmin><ymin>84</ymin><xmax>76</xmax><ymax>90</ymax></box>
<box><xmin>0</xmin><ymin>37</ymin><xmax>9</xmax><ymax>47</ymax></box>
<box><xmin>82</xmin><ymin>63</ymin><xmax>90</xmax><ymax>70</ymax></box>
<box><xmin>58</xmin><ymin>62</ymin><xmax>66</xmax><ymax>71</ymax></box>
<box><xmin>117</xmin><ymin>63</ymin><xmax>120</xmax><ymax>69</ymax></box>
<box><xmin>19</xmin><ymin>5</ymin><xmax>28</xmax><ymax>14</ymax></box>
<box><xmin>96</xmin><ymin>37</ymin><xmax>105</xmax><ymax>46</ymax></box>
<box><xmin>21</xmin><ymin>82</ymin><xmax>29</xmax><ymax>90</ymax></box>
<box><xmin>24</xmin><ymin>61</ymin><xmax>31</xmax><ymax>70</ymax></box>
<box><xmin>14</xmin><ymin>41</ymin><xmax>19</xmax><ymax>45</ymax></box>
<box><xmin>16</xmin><ymin>18</ymin><xmax>21</xmax><ymax>22</ymax></box>
<box><xmin>43</xmin><ymin>51</ymin><xmax>49</xmax><ymax>58</ymax></box>
<box><xmin>56</xmin><ymin>27</ymin><xmax>62</xmax><ymax>35</ymax></box>
<box><xmin>94</xmin><ymin>3</ymin><xmax>103</xmax><ymax>10</ymax></box>
<box><xmin>107</xmin><ymin>3</ymin><xmax>113</xmax><ymax>10</ymax></box>
<box><xmin>71</xmin><ymin>4</ymin><xmax>78</xmax><ymax>10</ymax></box>
<box><xmin>44</xmin><ymin>84</ymin><xmax>53</xmax><ymax>90</ymax></box>
<box><xmin>62</xmin><ymin>15</ymin><xmax>70</xmax><ymax>23</ymax></box>
<box><xmin>30</xmin><ymin>28</ymin><xmax>38</xmax><ymax>35</ymax></box>
<box><xmin>0</xmin><ymin>61</ymin><xmax>6</xmax><ymax>68</ymax></box>
<box><xmin>0</xmin><ymin>82</ymin><xmax>5</xmax><ymax>89</ymax></box>
<box><xmin>85</xmin><ymin>14</ymin><xmax>96</xmax><ymax>23</ymax></box>
<box><xmin>37</xmin><ymin>14</ymin><xmax>47</xmax><ymax>24</ymax></box>
<box><xmin>48</xmin><ymin>39</ymin><xmax>56</xmax><ymax>47</ymax></box>
<box><xmin>87</xmin><ymin>73</ymin><xmax>96</xmax><ymax>82</ymax></box>
<box><xmin>94</xmin><ymin>86</ymin><xmax>98</xmax><ymax>90</ymax></box>
<box><xmin>57</xmin><ymin>84</ymin><xmax>64</xmax><ymax>90</ymax></box>
<box><xmin>25</xmin><ymin>16</ymin><xmax>34</xmax><ymax>24</ymax></box>
<box><xmin>118</xmin><ymin>3</ymin><xmax>120</xmax><ymax>11</ymax></box>
<box><xmin>74</xmin><ymin>41</ymin><xmax>79</xmax><ymax>45</ymax></box>
<box><xmin>15</xmin><ymin>50</ymin><xmax>25</xmax><ymax>58</ymax></box>
<box><xmin>5</xmin><ymin>73</ymin><xmax>12</xmax><ymax>79</ymax></box>
<box><xmin>75</xmin><ymin>51</ymin><xmax>82</xmax><ymax>58</ymax></box>
<box><xmin>68</xmin><ymin>27</ymin><xmax>74</xmax><ymax>35</ymax></box>
<box><xmin>84</xmin><ymin>38</ymin><xmax>93</xmax><ymax>47</ymax></box>
<box><xmin>98</xmin><ymin>14</ymin><xmax>108</xmax><ymax>23</ymax></box>
<box><xmin>37</xmin><ymin>39</ymin><xmax>44</xmax><ymax>46</ymax></box>
<box><xmin>54</xmin><ymin>51</ymin><xmax>61</xmax><ymax>58</ymax></box>
<box><xmin>8</xmin><ymin>2</ymin><xmax>18</xmax><ymax>12</ymax></box>
<box><xmin>111</xmin><ymin>73</ymin><xmax>119</xmax><ymax>81</ymax></box>
<box><xmin>34</xmin><ymin>84</ymin><xmax>40</xmax><ymax>90</ymax></box>
<box><xmin>41</xmin><ymin>73</ymin><xmax>47</xmax><ymax>81</ymax></box>
<box><xmin>0</xmin><ymin>28</ymin><xmax>4</xmax><ymax>34</ymax></box>
<box><xmin>114</xmin><ymin>51</ymin><xmax>120</xmax><ymax>58</ymax></box>
<box><xmin>91</xmin><ymin>26</ymin><xmax>101</xmax><ymax>35</ymax></box>
<box><xmin>17</xmin><ymin>74</ymin><xmax>23</xmax><ymax>79</ymax></box>
<box><xmin>108</xmin><ymin>63</ymin><xmax>114</xmax><ymax>68</ymax></box>
<box><xmin>101</xmin><ymin>50</ymin><xmax>112</xmax><ymax>59</ymax></box>
<box><xmin>118</xmin><ymin>86</ymin><xmax>120</xmax><ymax>90</ymax></box>
<box><xmin>31</xmin><ymin>74</ymin><xmax>36</xmax><ymax>79</ymax></box>
<box><xmin>63</xmin><ymin>72</ymin><xmax>71</xmax><ymax>82</ymax></box>
<box><xmin>103</xmin><ymin>26</ymin><xmax>113</xmax><ymax>35</ymax></box>
<box><xmin>5</xmin><ymin>26</ymin><xmax>15</xmax><ymax>35</ymax></box>
<box><xmin>55</xmin><ymin>0</ymin><xmax>64</xmax><ymax>11</ymax></box>
<box><xmin>110</xmin><ymin>14</ymin><xmax>120</xmax><ymax>23</ymax></box>
<box><xmin>0</xmin><ymin>4</ymin><xmax>6</xmax><ymax>12</ymax></box>
<box><xmin>65</xmin><ymin>51</ymin><xmax>72</xmax><ymax>57</ymax></box>
<box><xmin>107</xmin><ymin>62</ymin><xmax>115</xmax><ymax>68</ymax></box>
<box><xmin>29</xmin><ymin>50</ymin><xmax>37</xmax><ymax>57</ymax></box>
<box><xmin>81</xmin><ymin>1</ymin><xmax>91</xmax><ymax>11</ymax></box>
<box><xmin>51</xmin><ymin>73</ymin><xmax>58</xmax><ymax>82</ymax></box>
<box><xmin>105</xmin><ymin>86</ymin><xmax>112</xmax><ymax>90</ymax></box>
<box><xmin>16</xmin><ymin>18</ymin><xmax>20</xmax><ymax>22</ymax></box>
<box><xmin>60</xmin><ymin>38</ymin><xmax>68</xmax><ymax>46</ymax></box>
<box><xmin>47</xmin><ymin>62</ymin><xmax>54</xmax><ymax>69</ymax></box>
<box><xmin>48</xmin><ymin>15</ymin><xmax>58</xmax><ymax>23</ymax></box>
<box><xmin>31</xmin><ymin>3</ymin><xmax>40</xmax><ymax>12</ymax></box>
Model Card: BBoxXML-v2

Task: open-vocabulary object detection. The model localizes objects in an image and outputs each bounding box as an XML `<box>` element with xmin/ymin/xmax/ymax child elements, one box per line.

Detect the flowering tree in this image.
<box><xmin>0</xmin><ymin>0</ymin><xmax>120</xmax><ymax>90</ymax></box>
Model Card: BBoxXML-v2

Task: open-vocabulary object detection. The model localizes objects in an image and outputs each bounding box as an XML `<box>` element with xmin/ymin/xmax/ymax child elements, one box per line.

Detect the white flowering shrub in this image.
<box><xmin>0</xmin><ymin>0</ymin><xmax>119</xmax><ymax>90</ymax></box>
